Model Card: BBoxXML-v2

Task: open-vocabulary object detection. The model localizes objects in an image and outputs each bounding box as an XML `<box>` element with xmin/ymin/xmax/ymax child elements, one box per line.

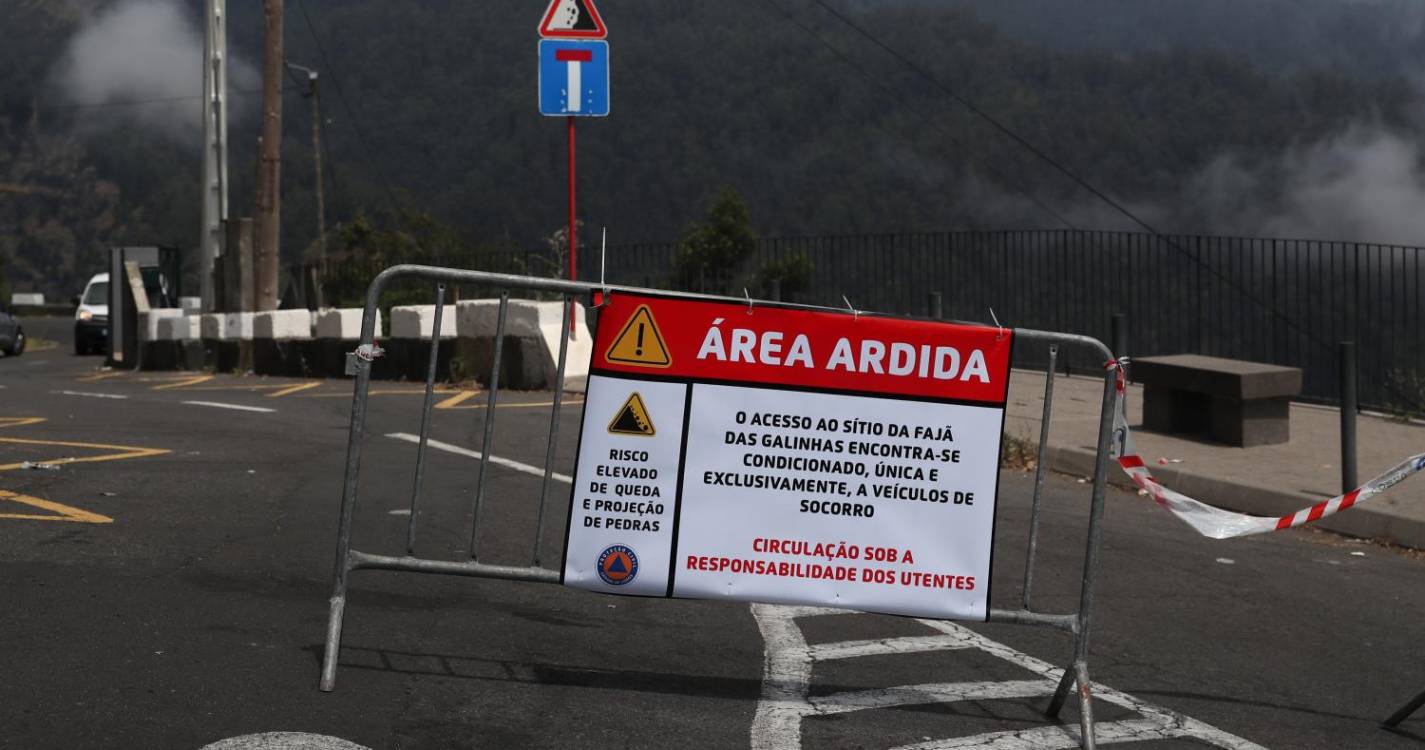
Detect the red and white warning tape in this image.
<box><xmin>1105</xmin><ymin>360</ymin><xmax>1425</xmax><ymax>539</ymax></box>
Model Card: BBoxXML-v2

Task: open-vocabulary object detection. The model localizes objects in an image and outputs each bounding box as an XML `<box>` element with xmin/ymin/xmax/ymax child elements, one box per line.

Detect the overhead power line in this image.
<box><xmin>796</xmin><ymin>0</ymin><xmax>1421</xmax><ymax>411</ymax></box>
<box><xmin>760</xmin><ymin>0</ymin><xmax>1075</xmax><ymax>230</ymax></box>
<box><xmin>291</xmin><ymin>0</ymin><xmax>405</xmax><ymax>215</ymax></box>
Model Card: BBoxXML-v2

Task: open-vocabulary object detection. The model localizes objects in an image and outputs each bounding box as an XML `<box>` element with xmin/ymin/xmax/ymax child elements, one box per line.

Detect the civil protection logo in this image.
<box><xmin>597</xmin><ymin>544</ymin><xmax>639</xmax><ymax>586</ymax></box>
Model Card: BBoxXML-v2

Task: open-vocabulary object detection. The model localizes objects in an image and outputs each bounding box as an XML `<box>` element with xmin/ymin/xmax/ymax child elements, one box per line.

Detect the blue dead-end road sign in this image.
<box><xmin>539</xmin><ymin>39</ymin><xmax>609</xmax><ymax>117</ymax></box>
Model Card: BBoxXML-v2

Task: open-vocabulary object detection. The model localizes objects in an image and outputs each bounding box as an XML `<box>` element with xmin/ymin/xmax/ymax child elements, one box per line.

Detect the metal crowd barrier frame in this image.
<box><xmin>319</xmin><ymin>264</ymin><xmax>1120</xmax><ymax>750</ymax></box>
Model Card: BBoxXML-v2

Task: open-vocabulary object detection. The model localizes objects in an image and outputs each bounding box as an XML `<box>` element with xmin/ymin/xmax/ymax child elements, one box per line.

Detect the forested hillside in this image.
<box><xmin>2</xmin><ymin>0</ymin><xmax>1421</xmax><ymax>298</ymax></box>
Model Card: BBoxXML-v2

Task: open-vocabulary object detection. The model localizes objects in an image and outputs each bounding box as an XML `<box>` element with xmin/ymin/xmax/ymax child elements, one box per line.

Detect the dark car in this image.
<box><xmin>0</xmin><ymin>301</ymin><xmax>25</xmax><ymax>357</ymax></box>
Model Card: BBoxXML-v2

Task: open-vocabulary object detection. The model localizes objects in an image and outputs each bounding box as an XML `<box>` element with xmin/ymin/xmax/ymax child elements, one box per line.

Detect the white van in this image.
<box><xmin>74</xmin><ymin>272</ymin><xmax>109</xmax><ymax>356</ymax></box>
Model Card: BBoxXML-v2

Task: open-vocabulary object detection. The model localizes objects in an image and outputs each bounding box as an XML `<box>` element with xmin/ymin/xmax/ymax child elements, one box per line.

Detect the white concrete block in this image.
<box><xmin>156</xmin><ymin>315</ymin><xmax>201</xmax><ymax>341</ymax></box>
<box><xmin>222</xmin><ymin>312</ymin><xmax>255</xmax><ymax>341</ymax></box>
<box><xmin>10</xmin><ymin>293</ymin><xmax>44</xmax><ymax>306</ymax></box>
<box><xmin>254</xmin><ymin>309</ymin><xmax>313</xmax><ymax>340</ymax></box>
<box><xmin>139</xmin><ymin>309</ymin><xmax>184</xmax><ymax>342</ymax></box>
<box><xmin>454</xmin><ymin>298</ymin><xmax>592</xmax><ymax>391</ymax></box>
<box><xmin>313</xmin><ymin>308</ymin><xmax>382</xmax><ymax>339</ymax></box>
<box><xmin>179</xmin><ymin>296</ymin><xmax>202</xmax><ymax>313</ymax></box>
<box><xmin>390</xmin><ymin>305</ymin><xmax>456</xmax><ymax>339</ymax></box>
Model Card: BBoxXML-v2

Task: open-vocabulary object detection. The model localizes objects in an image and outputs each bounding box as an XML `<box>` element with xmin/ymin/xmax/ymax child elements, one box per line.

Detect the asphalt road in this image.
<box><xmin>4</xmin><ymin>322</ymin><xmax>1425</xmax><ymax>749</ymax></box>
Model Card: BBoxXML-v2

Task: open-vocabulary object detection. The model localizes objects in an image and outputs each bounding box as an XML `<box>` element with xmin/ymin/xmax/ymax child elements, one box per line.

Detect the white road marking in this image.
<box><xmin>55</xmin><ymin>390</ymin><xmax>127</xmax><ymax>399</ymax></box>
<box><xmin>182</xmin><ymin>400</ymin><xmax>276</xmax><ymax>413</ymax></box>
<box><xmin>750</xmin><ymin>604</ymin><xmax>1267</xmax><ymax>750</ymax></box>
<box><xmin>386</xmin><ymin>433</ymin><xmax>573</xmax><ymax>484</ymax></box>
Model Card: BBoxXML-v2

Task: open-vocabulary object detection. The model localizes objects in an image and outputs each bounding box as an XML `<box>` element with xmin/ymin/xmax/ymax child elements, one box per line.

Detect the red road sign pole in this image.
<box><xmin>567</xmin><ymin>115</ymin><xmax>577</xmax><ymax>283</ymax></box>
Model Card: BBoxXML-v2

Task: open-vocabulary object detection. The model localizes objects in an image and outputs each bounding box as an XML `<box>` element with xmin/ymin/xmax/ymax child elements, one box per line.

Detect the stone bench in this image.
<box><xmin>1132</xmin><ymin>354</ymin><xmax>1302</xmax><ymax>447</ymax></box>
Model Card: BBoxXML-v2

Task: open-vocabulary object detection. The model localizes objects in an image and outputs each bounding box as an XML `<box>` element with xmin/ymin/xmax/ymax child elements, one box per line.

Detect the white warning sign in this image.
<box><xmin>561</xmin><ymin>293</ymin><xmax>1013</xmax><ymax>620</ymax></box>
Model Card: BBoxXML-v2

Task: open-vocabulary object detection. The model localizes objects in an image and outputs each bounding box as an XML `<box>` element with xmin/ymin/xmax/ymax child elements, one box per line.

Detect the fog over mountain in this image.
<box><xmin>4</xmin><ymin>0</ymin><xmax>1425</xmax><ymax>298</ymax></box>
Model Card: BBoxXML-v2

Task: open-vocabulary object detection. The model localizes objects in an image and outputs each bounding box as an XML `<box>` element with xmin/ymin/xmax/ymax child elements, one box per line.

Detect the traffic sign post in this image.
<box><xmin>539</xmin><ymin>0</ymin><xmax>609</xmax><ymax>293</ymax></box>
<box><xmin>561</xmin><ymin>293</ymin><xmax>1014</xmax><ymax>620</ymax></box>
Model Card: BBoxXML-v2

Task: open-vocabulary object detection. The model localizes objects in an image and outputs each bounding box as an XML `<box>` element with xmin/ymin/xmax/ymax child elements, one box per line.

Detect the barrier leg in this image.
<box><xmin>1384</xmin><ymin>688</ymin><xmax>1425</xmax><ymax>727</ymax></box>
<box><xmin>1075</xmin><ymin>661</ymin><xmax>1097</xmax><ymax>750</ymax></box>
<box><xmin>319</xmin><ymin>302</ymin><xmax>380</xmax><ymax>692</ymax></box>
<box><xmin>1047</xmin><ymin>365</ymin><xmax>1117</xmax><ymax>746</ymax></box>
<box><xmin>319</xmin><ymin>591</ymin><xmax>347</xmax><ymax>692</ymax></box>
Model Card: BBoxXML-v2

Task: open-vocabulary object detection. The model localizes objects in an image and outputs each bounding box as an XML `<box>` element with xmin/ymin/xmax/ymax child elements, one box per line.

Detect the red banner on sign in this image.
<box><xmin>592</xmin><ymin>293</ymin><xmax>1012</xmax><ymax>405</ymax></box>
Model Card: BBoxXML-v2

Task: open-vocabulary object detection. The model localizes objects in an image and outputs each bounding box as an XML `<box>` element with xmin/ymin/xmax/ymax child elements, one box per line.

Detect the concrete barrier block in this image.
<box><xmin>391</xmin><ymin>305</ymin><xmax>456</xmax><ymax>339</ymax></box>
<box><xmin>139</xmin><ymin>309</ymin><xmax>184</xmax><ymax>342</ymax></box>
<box><xmin>454</xmin><ymin>299</ymin><xmax>504</xmax><ymax>337</ymax></box>
<box><xmin>180</xmin><ymin>297</ymin><xmax>202</xmax><ymax>313</ymax></box>
<box><xmin>452</xmin><ymin>299</ymin><xmax>591</xmax><ymax>391</ymax></box>
<box><xmin>254</xmin><ymin>310</ymin><xmax>313</xmax><ymax>340</ymax></box>
<box><xmin>313</xmin><ymin>308</ymin><xmax>382</xmax><ymax>340</ymax></box>
<box><xmin>223</xmin><ymin>312</ymin><xmax>255</xmax><ymax>341</ymax></box>
<box><xmin>156</xmin><ymin>315</ymin><xmax>201</xmax><ymax>341</ymax></box>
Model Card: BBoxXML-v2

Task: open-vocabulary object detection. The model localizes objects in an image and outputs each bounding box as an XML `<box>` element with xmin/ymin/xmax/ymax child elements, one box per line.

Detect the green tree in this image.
<box><xmin>672</xmin><ymin>187</ymin><xmax>757</xmax><ymax>294</ymax></box>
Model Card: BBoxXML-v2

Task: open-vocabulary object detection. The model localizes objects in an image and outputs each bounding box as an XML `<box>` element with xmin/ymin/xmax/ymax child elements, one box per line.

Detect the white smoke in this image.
<box><xmin>1188</xmin><ymin>126</ymin><xmax>1425</xmax><ymax>246</ymax></box>
<box><xmin>52</xmin><ymin>0</ymin><xmax>257</xmax><ymax>141</ymax></box>
<box><xmin>1037</xmin><ymin>124</ymin><xmax>1425</xmax><ymax>246</ymax></box>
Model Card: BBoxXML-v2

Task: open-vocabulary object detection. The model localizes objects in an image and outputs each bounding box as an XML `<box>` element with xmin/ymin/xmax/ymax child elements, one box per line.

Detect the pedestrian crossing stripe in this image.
<box><xmin>608</xmin><ymin>393</ymin><xmax>656</xmax><ymax>436</ymax></box>
<box><xmin>605</xmin><ymin>305</ymin><xmax>671</xmax><ymax>368</ymax></box>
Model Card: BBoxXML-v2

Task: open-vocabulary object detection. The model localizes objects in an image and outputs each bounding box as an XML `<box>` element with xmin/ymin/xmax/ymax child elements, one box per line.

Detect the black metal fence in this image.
<box><xmin>298</xmin><ymin>229</ymin><xmax>1424</xmax><ymax>412</ymax></box>
<box><xmin>580</xmin><ymin>230</ymin><xmax>1425</xmax><ymax>414</ymax></box>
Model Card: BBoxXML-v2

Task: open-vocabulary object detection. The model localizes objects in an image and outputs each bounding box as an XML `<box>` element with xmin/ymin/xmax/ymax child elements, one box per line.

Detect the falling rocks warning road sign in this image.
<box><xmin>539</xmin><ymin>0</ymin><xmax>608</xmax><ymax>39</ymax></box>
<box><xmin>561</xmin><ymin>293</ymin><xmax>1014</xmax><ymax>621</ymax></box>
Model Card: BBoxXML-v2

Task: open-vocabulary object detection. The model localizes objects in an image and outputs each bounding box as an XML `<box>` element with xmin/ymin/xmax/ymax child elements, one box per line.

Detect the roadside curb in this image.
<box><xmin>1044</xmin><ymin>444</ymin><xmax>1425</xmax><ymax>550</ymax></box>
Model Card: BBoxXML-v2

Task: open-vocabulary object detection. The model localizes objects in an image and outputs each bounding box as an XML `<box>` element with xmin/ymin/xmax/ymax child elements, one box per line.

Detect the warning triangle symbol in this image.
<box><xmin>539</xmin><ymin>0</ymin><xmax>609</xmax><ymax>39</ymax></box>
<box><xmin>605</xmin><ymin>305</ymin><xmax>671</xmax><ymax>368</ymax></box>
<box><xmin>608</xmin><ymin>556</ymin><xmax>628</xmax><ymax>573</ymax></box>
<box><xmin>608</xmin><ymin>393</ymin><xmax>656</xmax><ymax>437</ymax></box>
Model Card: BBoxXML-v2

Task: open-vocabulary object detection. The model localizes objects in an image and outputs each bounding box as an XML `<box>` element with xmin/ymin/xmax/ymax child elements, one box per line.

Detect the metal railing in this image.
<box><xmin>300</xmin><ymin>229</ymin><xmax>1425</xmax><ymax>412</ymax></box>
<box><xmin>319</xmin><ymin>264</ymin><xmax>1127</xmax><ymax>748</ymax></box>
<box><xmin>585</xmin><ymin>230</ymin><xmax>1425</xmax><ymax>413</ymax></box>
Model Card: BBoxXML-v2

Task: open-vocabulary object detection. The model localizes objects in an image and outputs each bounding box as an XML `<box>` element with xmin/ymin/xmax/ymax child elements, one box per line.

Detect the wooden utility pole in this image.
<box><xmin>253</xmin><ymin>0</ymin><xmax>283</xmax><ymax>311</ymax></box>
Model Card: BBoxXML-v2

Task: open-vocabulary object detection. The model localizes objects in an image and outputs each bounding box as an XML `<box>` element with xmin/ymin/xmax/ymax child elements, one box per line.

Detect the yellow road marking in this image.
<box><xmin>0</xmin><ymin>489</ymin><xmax>111</xmax><ymax>524</ymax></box>
<box><xmin>179</xmin><ymin>383</ymin><xmax>292</xmax><ymax>392</ymax></box>
<box><xmin>298</xmin><ymin>388</ymin><xmax>466</xmax><ymax>398</ymax></box>
<box><xmin>152</xmin><ymin>374</ymin><xmax>214</xmax><ymax>390</ymax></box>
<box><xmin>0</xmin><ymin>437</ymin><xmax>170</xmax><ymax>471</ymax></box>
<box><xmin>77</xmin><ymin>371</ymin><xmax>126</xmax><ymax>382</ymax></box>
<box><xmin>0</xmin><ymin>417</ymin><xmax>46</xmax><ymax>429</ymax></box>
<box><xmin>267</xmin><ymin>381</ymin><xmax>322</xmax><ymax>398</ymax></box>
<box><xmin>438</xmin><ymin>399</ymin><xmax>585</xmax><ymax>411</ymax></box>
<box><xmin>0</xmin><ymin>419</ymin><xmax>168</xmax><ymax>524</ymax></box>
<box><xmin>435</xmin><ymin>390</ymin><xmax>480</xmax><ymax>409</ymax></box>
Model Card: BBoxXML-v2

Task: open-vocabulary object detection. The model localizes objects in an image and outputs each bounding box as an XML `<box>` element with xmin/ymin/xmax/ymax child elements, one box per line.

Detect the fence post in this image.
<box><xmin>928</xmin><ymin>291</ymin><xmax>942</xmax><ymax>320</ymax></box>
<box><xmin>1340</xmin><ymin>341</ymin><xmax>1358</xmax><ymax>494</ymax></box>
<box><xmin>1111</xmin><ymin>313</ymin><xmax>1127</xmax><ymax>361</ymax></box>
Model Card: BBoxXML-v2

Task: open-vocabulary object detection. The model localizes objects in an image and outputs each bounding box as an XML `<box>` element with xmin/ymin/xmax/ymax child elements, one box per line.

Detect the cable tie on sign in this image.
<box><xmin>354</xmin><ymin>342</ymin><xmax>385</xmax><ymax>361</ymax></box>
<box><xmin>842</xmin><ymin>295</ymin><xmax>860</xmax><ymax>321</ymax></box>
<box><xmin>743</xmin><ymin>288</ymin><xmax>754</xmax><ymax>315</ymax></box>
<box><xmin>988</xmin><ymin>308</ymin><xmax>1005</xmax><ymax>341</ymax></box>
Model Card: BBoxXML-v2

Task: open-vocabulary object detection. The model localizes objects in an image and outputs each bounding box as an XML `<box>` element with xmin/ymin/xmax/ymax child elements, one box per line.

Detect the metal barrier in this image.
<box><xmin>319</xmin><ymin>264</ymin><xmax>1120</xmax><ymax>750</ymax></box>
